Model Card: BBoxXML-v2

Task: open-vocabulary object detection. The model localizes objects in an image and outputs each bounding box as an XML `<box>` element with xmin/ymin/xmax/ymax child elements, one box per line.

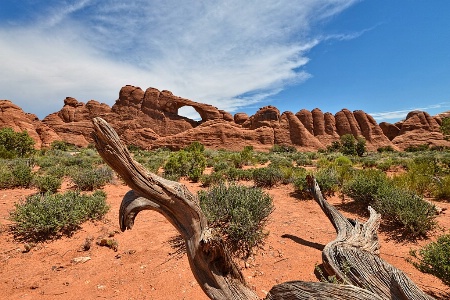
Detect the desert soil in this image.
<box><xmin>1</xmin><ymin>177</ymin><xmax>450</xmax><ymax>300</ymax></box>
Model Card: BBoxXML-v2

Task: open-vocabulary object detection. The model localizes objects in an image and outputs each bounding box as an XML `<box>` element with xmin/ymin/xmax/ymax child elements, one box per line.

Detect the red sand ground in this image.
<box><xmin>1</xmin><ymin>178</ymin><xmax>450</xmax><ymax>300</ymax></box>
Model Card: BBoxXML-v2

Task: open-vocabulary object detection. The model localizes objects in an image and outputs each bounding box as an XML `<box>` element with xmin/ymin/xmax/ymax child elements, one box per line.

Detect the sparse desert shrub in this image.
<box><xmin>268</xmin><ymin>155</ymin><xmax>294</xmax><ymax>169</ymax></box>
<box><xmin>223</xmin><ymin>167</ymin><xmax>253</xmax><ymax>182</ymax></box>
<box><xmin>238</xmin><ymin>146</ymin><xmax>255</xmax><ymax>167</ymax></box>
<box><xmin>279</xmin><ymin>166</ymin><xmax>306</xmax><ymax>184</ymax></box>
<box><xmin>294</xmin><ymin>153</ymin><xmax>313</xmax><ymax>166</ymax></box>
<box><xmin>184</xmin><ymin>141</ymin><xmax>205</xmax><ymax>153</ymax></box>
<box><xmin>327</xmin><ymin>135</ymin><xmax>367</xmax><ymax>157</ymax></box>
<box><xmin>50</xmin><ymin>140</ymin><xmax>75</xmax><ymax>151</ymax></box>
<box><xmin>374</xmin><ymin>185</ymin><xmax>436</xmax><ymax>237</ymax></box>
<box><xmin>0</xmin><ymin>163</ymin><xmax>14</xmax><ymax>188</ymax></box>
<box><xmin>163</xmin><ymin>149</ymin><xmax>206</xmax><ymax>182</ymax></box>
<box><xmin>0</xmin><ymin>160</ymin><xmax>33</xmax><ymax>188</ymax></box>
<box><xmin>409</xmin><ymin>233</ymin><xmax>450</xmax><ymax>285</ymax></box>
<box><xmin>377</xmin><ymin>146</ymin><xmax>396</xmax><ymax>153</ymax></box>
<box><xmin>343</xmin><ymin>169</ymin><xmax>390</xmax><ymax>204</ymax></box>
<box><xmin>70</xmin><ymin>165</ymin><xmax>114</xmax><ymax>191</ymax></box>
<box><xmin>376</xmin><ymin>158</ymin><xmax>394</xmax><ymax>171</ymax></box>
<box><xmin>292</xmin><ymin>169</ymin><xmax>312</xmax><ymax>199</ymax></box>
<box><xmin>433</xmin><ymin>174</ymin><xmax>450</xmax><ymax>200</ymax></box>
<box><xmin>9</xmin><ymin>190</ymin><xmax>109</xmax><ymax>241</ymax></box>
<box><xmin>393</xmin><ymin>156</ymin><xmax>438</xmax><ymax>196</ymax></box>
<box><xmin>0</xmin><ymin>127</ymin><xmax>35</xmax><ymax>158</ymax></box>
<box><xmin>405</xmin><ymin>144</ymin><xmax>429</xmax><ymax>152</ymax></box>
<box><xmin>270</xmin><ymin>144</ymin><xmax>297</xmax><ymax>153</ymax></box>
<box><xmin>252</xmin><ymin>151</ymin><xmax>270</xmax><ymax>165</ymax></box>
<box><xmin>314</xmin><ymin>167</ymin><xmax>339</xmax><ymax>196</ymax></box>
<box><xmin>200</xmin><ymin>171</ymin><xmax>226</xmax><ymax>187</ymax></box>
<box><xmin>360</xmin><ymin>156</ymin><xmax>377</xmax><ymax>168</ymax></box>
<box><xmin>46</xmin><ymin>164</ymin><xmax>67</xmax><ymax>178</ymax></box>
<box><xmin>213</xmin><ymin>160</ymin><xmax>232</xmax><ymax>173</ymax></box>
<box><xmin>11</xmin><ymin>160</ymin><xmax>34</xmax><ymax>188</ymax></box>
<box><xmin>33</xmin><ymin>174</ymin><xmax>62</xmax><ymax>194</ymax></box>
<box><xmin>252</xmin><ymin>167</ymin><xmax>284</xmax><ymax>188</ymax></box>
<box><xmin>199</xmin><ymin>183</ymin><xmax>274</xmax><ymax>257</ymax></box>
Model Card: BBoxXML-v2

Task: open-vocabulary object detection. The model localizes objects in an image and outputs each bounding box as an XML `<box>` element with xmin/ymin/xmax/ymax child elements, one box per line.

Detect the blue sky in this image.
<box><xmin>1</xmin><ymin>1</ymin><xmax>449</xmax><ymax>123</ymax></box>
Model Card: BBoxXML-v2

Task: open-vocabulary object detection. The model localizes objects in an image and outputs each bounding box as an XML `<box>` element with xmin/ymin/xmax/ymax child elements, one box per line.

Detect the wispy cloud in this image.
<box><xmin>0</xmin><ymin>0</ymin><xmax>357</xmax><ymax>119</ymax></box>
<box><xmin>370</xmin><ymin>102</ymin><xmax>450</xmax><ymax>122</ymax></box>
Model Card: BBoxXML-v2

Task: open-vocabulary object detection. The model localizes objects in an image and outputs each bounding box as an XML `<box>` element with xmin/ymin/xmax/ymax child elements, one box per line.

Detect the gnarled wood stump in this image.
<box><xmin>91</xmin><ymin>117</ymin><xmax>434</xmax><ymax>300</ymax></box>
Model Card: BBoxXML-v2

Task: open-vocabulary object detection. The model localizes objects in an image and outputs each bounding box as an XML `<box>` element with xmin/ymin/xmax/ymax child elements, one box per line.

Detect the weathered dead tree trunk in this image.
<box><xmin>302</xmin><ymin>175</ymin><xmax>434</xmax><ymax>300</ymax></box>
<box><xmin>91</xmin><ymin>117</ymin><xmax>434</xmax><ymax>300</ymax></box>
<box><xmin>92</xmin><ymin>117</ymin><xmax>258</xmax><ymax>300</ymax></box>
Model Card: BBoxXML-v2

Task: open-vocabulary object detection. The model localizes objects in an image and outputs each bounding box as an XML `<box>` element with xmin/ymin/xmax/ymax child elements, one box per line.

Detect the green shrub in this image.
<box><xmin>223</xmin><ymin>167</ymin><xmax>253</xmax><ymax>182</ymax></box>
<box><xmin>238</xmin><ymin>146</ymin><xmax>255</xmax><ymax>167</ymax></box>
<box><xmin>46</xmin><ymin>164</ymin><xmax>68</xmax><ymax>178</ymax></box>
<box><xmin>292</xmin><ymin>170</ymin><xmax>313</xmax><ymax>199</ymax></box>
<box><xmin>199</xmin><ymin>183</ymin><xmax>273</xmax><ymax>257</ymax></box>
<box><xmin>343</xmin><ymin>169</ymin><xmax>390</xmax><ymax>204</ymax></box>
<box><xmin>328</xmin><ymin>135</ymin><xmax>366</xmax><ymax>157</ymax></box>
<box><xmin>376</xmin><ymin>158</ymin><xmax>394</xmax><ymax>171</ymax></box>
<box><xmin>393</xmin><ymin>156</ymin><xmax>438</xmax><ymax>196</ymax></box>
<box><xmin>377</xmin><ymin>146</ymin><xmax>396</xmax><ymax>153</ymax></box>
<box><xmin>252</xmin><ymin>167</ymin><xmax>284</xmax><ymax>188</ymax></box>
<box><xmin>294</xmin><ymin>153</ymin><xmax>313</xmax><ymax>166</ymax></box>
<box><xmin>200</xmin><ymin>171</ymin><xmax>226</xmax><ymax>187</ymax></box>
<box><xmin>270</xmin><ymin>144</ymin><xmax>297</xmax><ymax>153</ymax></box>
<box><xmin>410</xmin><ymin>234</ymin><xmax>450</xmax><ymax>285</ymax></box>
<box><xmin>11</xmin><ymin>161</ymin><xmax>33</xmax><ymax>188</ymax></box>
<box><xmin>314</xmin><ymin>167</ymin><xmax>339</xmax><ymax>196</ymax></box>
<box><xmin>9</xmin><ymin>190</ymin><xmax>109</xmax><ymax>241</ymax></box>
<box><xmin>355</xmin><ymin>136</ymin><xmax>367</xmax><ymax>157</ymax></box>
<box><xmin>0</xmin><ymin>164</ymin><xmax>14</xmax><ymax>188</ymax></box>
<box><xmin>279</xmin><ymin>166</ymin><xmax>306</xmax><ymax>184</ymax></box>
<box><xmin>405</xmin><ymin>144</ymin><xmax>429</xmax><ymax>152</ymax></box>
<box><xmin>50</xmin><ymin>140</ymin><xmax>75</xmax><ymax>151</ymax></box>
<box><xmin>213</xmin><ymin>160</ymin><xmax>232</xmax><ymax>172</ymax></box>
<box><xmin>0</xmin><ymin>127</ymin><xmax>35</xmax><ymax>158</ymax></box>
<box><xmin>268</xmin><ymin>155</ymin><xmax>294</xmax><ymax>169</ymax></box>
<box><xmin>70</xmin><ymin>165</ymin><xmax>114</xmax><ymax>191</ymax></box>
<box><xmin>33</xmin><ymin>174</ymin><xmax>62</xmax><ymax>194</ymax></box>
<box><xmin>433</xmin><ymin>174</ymin><xmax>450</xmax><ymax>200</ymax></box>
<box><xmin>374</xmin><ymin>185</ymin><xmax>436</xmax><ymax>237</ymax></box>
<box><xmin>0</xmin><ymin>160</ymin><xmax>33</xmax><ymax>188</ymax></box>
<box><xmin>184</xmin><ymin>141</ymin><xmax>205</xmax><ymax>153</ymax></box>
<box><xmin>163</xmin><ymin>149</ymin><xmax>206</xmax><ymax>182</ymax></box>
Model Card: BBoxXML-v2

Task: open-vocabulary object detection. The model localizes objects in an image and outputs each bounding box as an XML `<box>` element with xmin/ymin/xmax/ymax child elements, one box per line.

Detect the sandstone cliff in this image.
<box><xmin>1</xmin><ymin>85</ymin><xmax>449</xmax><ymax>151</ymax></box>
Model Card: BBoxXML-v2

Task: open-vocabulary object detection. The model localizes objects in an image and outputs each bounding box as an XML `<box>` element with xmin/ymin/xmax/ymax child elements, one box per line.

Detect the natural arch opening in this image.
<box><xmin>178</xmin><ymin>106</ymin><xmax>202</xmax><ymax>121</ymax></box>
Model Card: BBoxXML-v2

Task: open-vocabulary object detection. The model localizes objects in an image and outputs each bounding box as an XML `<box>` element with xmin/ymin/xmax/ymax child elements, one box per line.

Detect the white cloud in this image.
<box><xmin>0</xmin><ymin>0</ymin><xmax>357</xmax><ymax>119</ymax></box>
<box><xmin>370</xmin><ymin>102</ymin><xmax>450</xmax><ymax>122</ymax></box>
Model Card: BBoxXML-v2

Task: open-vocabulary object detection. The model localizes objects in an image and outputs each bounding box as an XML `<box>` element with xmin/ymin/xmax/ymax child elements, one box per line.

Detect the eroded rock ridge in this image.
<box><xmin>1</xmin><ymin>85</ymin><xmax>449</xmax><ymax>151</ymax></box>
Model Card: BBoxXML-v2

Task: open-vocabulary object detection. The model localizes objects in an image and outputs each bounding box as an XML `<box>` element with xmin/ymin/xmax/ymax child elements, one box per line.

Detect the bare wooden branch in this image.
<box><xmin>92</xmin><ymin>117</ymin><xmax>258</xmax><ymax>300</ymax></box>
<box><xmin>266</xmin><ymin>281</ymin><xmax>383</xmax><ymax>300</ymax></box>
<box><xmin>306</xmin><ymin>175</ymin><xmax>434</xmax><ymax>300</ymax></box>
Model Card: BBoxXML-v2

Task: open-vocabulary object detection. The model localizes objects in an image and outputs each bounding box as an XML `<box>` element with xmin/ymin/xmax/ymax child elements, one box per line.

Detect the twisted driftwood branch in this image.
<box><xmin>92</xmin><ymin>117</ymin><xmax>434</xmax><ymax>300</ymax></box>
<box><xmin>304</xmin><ymin>175</ymin><xmax>434</xmax><ymax>300</ymax></box>
<box><xmin>92</xmin><ymin>117</ymin><xmax>258</xmax><ymax>300</ymax></box>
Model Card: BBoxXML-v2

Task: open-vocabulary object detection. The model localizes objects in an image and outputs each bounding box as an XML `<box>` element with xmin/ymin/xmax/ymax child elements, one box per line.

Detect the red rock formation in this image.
<box><xmin>1</xmin><ymin>86</ymin><xmax>449</xmax><ymax>151</ymax></box>
<box><xmin>276</xmin><ymin>112</ymin><xmax>323</xmax><ymax>150</ymax></box>
<box><xmin>353</xmin><ymin>110</ymin><xmax>393</xmax><ymax>151</ymax></box>
<box><xmin>242</xmin><ymin>106</ymin><xmax>280</xmax><ymax>130</ymax></box>
<box><xmin>152</xmin><ymin>120</ymin><xmax>274</xmax><ymax>151</ymax></box>
<box><xmin>295</xmin><ymin>109</ymin><xmax>314</xmax><ymax>134</ymax></box>
<box><xmin>0</xmin><ymin>100</ymin><xmax>58</xmax><ymax>149</ymax></box>
<box><xmin>390</xmin><ymin>111</ymin><xmax>450</xmax><ymax>150</ymax></box>
<box><xmin>379</xmin><ymin>122</ymin><xmax>400</xmax><ymax>141</ymax></box>
<box><xmin>335</xmin><ymin>109</ymin><xmax>362</xmax><ymax>137</ymax></box>
<box><xmin>234</xmin><ymin>113</ymin><xmax>249</xmax><ymax>125</ymax></box>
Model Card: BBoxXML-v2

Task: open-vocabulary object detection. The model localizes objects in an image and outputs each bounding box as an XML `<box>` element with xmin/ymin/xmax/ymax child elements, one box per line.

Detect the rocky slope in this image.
<box><xmin>1</xmin><ymin>85</ymin><xmax>449</xmax><ymax>151</ymax></box>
